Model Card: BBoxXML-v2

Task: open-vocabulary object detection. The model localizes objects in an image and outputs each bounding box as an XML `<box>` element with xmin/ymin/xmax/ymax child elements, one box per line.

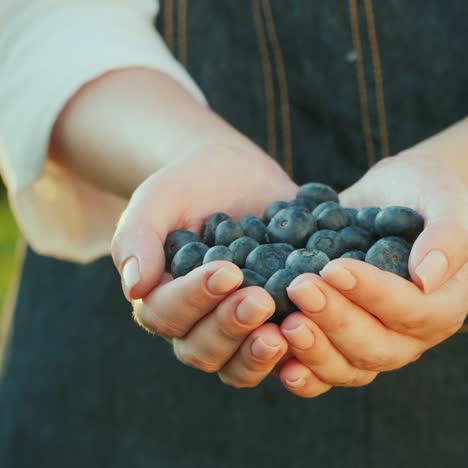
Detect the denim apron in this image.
<box><xmin>1</xmin><ymin>1</ymin><xmax>467</xmax><ymax>467</ymax></box>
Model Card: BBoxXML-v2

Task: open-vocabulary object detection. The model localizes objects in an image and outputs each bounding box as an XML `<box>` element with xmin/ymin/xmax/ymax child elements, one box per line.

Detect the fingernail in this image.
<box><xmin>415</xmin><ymin>250</ymin><xmax>448</xmax><ymax>293</ymax></box>
<box><xmin>207</xmin><ymin>268</ymin><xmax>242</xmax><ymax>295</ymax></box>
<box><xmin>251</xmin><ymin>336</ymin><xmax>280</xmax><ymax>360</ymax></box>
<box><xmin>236</xmin><ymin>296</ymin><xmax>272</xmax><ymax>325</ymax></box>
<box><xmin>287</xmin><ymin>279</ymin><xmax>326</xmax><ymax>312</ymax></box>
<box><xmin>285</xmin><ymin>377</ymin><xmax>306</xmax><ymax>389</ymax></box>
<box><xmin>122</xmin><ymin>257</ymin><xmax>140</xmax><ymax>301</ymax></box>
<box><xmin>320</xmin><ymin>262</ymin><xmax>357</xmax><ymax>290</ymax></box>
<box><xmin>281</xmin><ymin>323</ymin><xmax>315</xmax><ymax>350</ymax></box>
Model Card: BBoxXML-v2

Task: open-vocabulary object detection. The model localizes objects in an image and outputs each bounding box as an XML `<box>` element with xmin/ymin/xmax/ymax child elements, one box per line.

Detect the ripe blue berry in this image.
<box><xmin>239</xmin><ymin>215</ymin><xmax>267</xmax><ymax>243</ymax></box>
<box><xmin>245</xmin><ymin>243</ymin><xmax>294</xmax><ymax>279</ymax></box>
<box><xmin>341</xmin><ymin>250</ymin><xmax>366</xmax><ymax>261</ymax></box>
<box><xmin>266</xmin><ymin>207</ymin><xmax>317</xmax><ymax>247</ymax></box>
<box><xmin>202</xmin><ymin>213</ymin><xmax>231</xmax><ymax>246</ymax></box>
<box><xmin>240</xmin><ymin>269</ymin><xmax>267</xmax><ymax>289</ymax></box>
<box><xmin>312</xmin><ymin>201</ymin><xmax>340</xmax><ymax>218</ymax></box>
<box><xmin>374</xmin><ymin>206</ymin><xmax>424</xmax><ymax>242</ymax></box>
<box><xmin>316</xmin><ymin>205</ymin><xmax>351</xmax><ymax>231</ymax></box>
<box><xmin>264</xmin><ymin>269</ymin><xmax>301</xmax><ymax>323</ymax></box>
<box><xmin>263</xmin><ymin>200</ymin><xmax>289</xmax><ymax>224</ymax></box>
<box><xmin>365</xmin><ymin>236</ymin><xmax>411</xmax><ymax>279</ymax></box>
<box><xmin>306</xmin><ymin>229</ymin><xmax>344</xmax><ymax>259</ymax></box>
<box><xmin>288</xmin><ymin>198</ymin><xmax>317</xmax><ymax>211</ymax></box>
<box><xmin>356</xmin><ymin>207</ymin><xmax>381</xmax><ymax>234</ymax></box>
<box><xmin>285</xmin><ymin>248</ymin><xmax>330</xmax><ymax>273</ymax></box>
<box><xmin>171</xmin><ymin>242</ymin><xmax>209</xmax><ymax>278</ymax></box>
<box><xmin>203</xmin><ymin>245</ymin><xmax>233</xmax><ymax>264</ymax></box>
<box><xmin>164</xmin><ymin>230</ymin><xmax>200</xmax><ymax>271</ymax></box>
<box><xmin>214</xmin><ymin>220</ymin><xmax>244</xmax><ymax>246</ymax></box>
<box><xmin>346</xmin><ymin>207</ymin><xmax>359</xmax><ymax>225</ymax></box>
<box><xmin>297</xmin><ymin>183</ymin><xmax>339</xmax><ymax>204</ymax></box>
<box><xmin>229</xmin><ymin>236</ymin><xmax>260</xmax><ymax>267</ymax></box>
<box><xmin>339</xmin><ymin>226</ymin><xmax>374</xmax><ymax>253</ymax></box>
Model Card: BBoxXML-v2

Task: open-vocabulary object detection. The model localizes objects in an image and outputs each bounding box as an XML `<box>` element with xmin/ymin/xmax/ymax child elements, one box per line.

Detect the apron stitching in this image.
<box><xmin>262</xmin><ymin>0</ymin><xmax>294</xmax><ymax>180</ymax></box>
<box><xmin>178</xmin><ymin>0</ymin><xmax>188</xmax><ymax>66</ymax></box>
<box><xmin>364</xmin><ymin>0</ymin><xmax>390</xmax><ymax>159</ymax></box>
<box><xmin>163</xmin><ymin>0</ymin><xmax>175</xmax><ymax>54</ymax></box>
<box><xmin>252</xmin><ymin>0</ymin><xmax>277</xmax><ymax>161</ymax></box>
<box><xmin>0</xmin><ymin>238</ymin><xmax>27</xmax><ymax>375</ymax></box>
<box><xmin>349</xmin><ymin>0</ymin><xmax>376</xmax><ymax>169</ymax></box>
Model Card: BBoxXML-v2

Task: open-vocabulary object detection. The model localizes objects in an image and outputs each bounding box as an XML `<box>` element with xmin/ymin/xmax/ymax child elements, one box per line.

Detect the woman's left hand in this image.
<box><xmin>276</xmin><ymin>153</ymin><xmax>468</xmax><ymax>397</ymax></box>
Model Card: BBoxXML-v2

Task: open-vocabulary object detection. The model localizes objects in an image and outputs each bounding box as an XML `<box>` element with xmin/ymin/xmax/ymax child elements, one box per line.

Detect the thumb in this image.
<box><xmin>111</xmin><ymin>173</ymin><xmax>181</xmax><ymax>301</ymax></box>
<box><xmin>409</xmin><ymin>196</ymin><xmax>468</xmax><ymax>294</ymax></box>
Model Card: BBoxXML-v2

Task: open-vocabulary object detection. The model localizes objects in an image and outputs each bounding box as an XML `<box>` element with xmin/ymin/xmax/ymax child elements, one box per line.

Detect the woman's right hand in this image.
<box><xmin>112</xmin><ymin>145</ymin><xmax>295</xmax><ymax>387</ymax></box>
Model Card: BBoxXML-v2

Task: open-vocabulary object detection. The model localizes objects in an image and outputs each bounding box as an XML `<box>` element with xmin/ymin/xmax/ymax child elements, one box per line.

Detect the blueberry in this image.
<box><xmin>264</xmin><ymin>269</ymin><xmax>301</xmax><ymax>323</ymax></box>
<box><xmin>288</xmin><ymin>198</ymin><xmax>317</xmax><ymax>211</ymax></box>
<box><xmin>374</xmin><ymin>206</ymin><xmax>424</xmax><ymax>242</ymax></box>
<box><xmin>171</xmin><ymin>242</ymin><xmax>209</xmax><ymax>278</ymax></box>
<box><xmin>202</xmin><ymin>213</ymin><xmax>231</xmax><ymax>246</ymax></box>
<box><xmin>297</xmin><ymin>183</ymin><xmax>339</xmax><ymax>204</ymax></box>
<box><xmin>312</xmin><ymin>201</ymin><xmax>340</xmax><ymax>219</ymax></box>
<box><xmin>203</xmin><ymin>245</ymin><xmax>233</xmax><ymax>264</ymax></box>
<box><xmin>346</xmin><ymin>207</ymin><xmax>359</xmax><ymax>225</ymax></box>
<box><xmin>245</xmin><ymin>243</ymin><xmax>294</xmax><ymax>279</ymax></box>
<box><xmin>240</xmin><ymin>269</ymin><xmax>267</xmax><ymax>289</ymax></box>
<box><xmin>228</xmin><ymin>236</ymin><xmax>260</xmax><ymax>267</ymax></box>
<box><xmin>316</xmin><ymin>205</ymin><xmax>350</xmax><ymax>231</ymax></box>
<box><xmin>266</xmin><ymin>207</ymin><xmax>317</xmax><ymax>247</ymax></box>
<box><xmin>306</xmin><ymin>229</ymin><xmax>344</xmax><ymax>259</ymax></box>
<box><xmin>341</xmin><ymin>250</ymin><xmax>366</xmax><ymax>261</ymax></box>
<box><xmin>164</xmin><ymin>230</ymin><xmax>200</xmax><ymax>271</ymax></box>
<box><xmin>365</xmin><ymin>236</ymin><xmax>411</xmax><ymax>279</ymax></box>
<box><xmin>214</xmin><ymin>220</ymin><xmax>244</xmax><ymax>246</ymax></box>
<box><xmin>263</xmin><ymin>200</ymin><xmax>289</xmax><ymax>224</ymax></box>
<box><xmin>285</xmin><ymin>248</ymin><xmax>330</xmax><ymax>273</ymax></box>
<box><xmin>356</xmin><ymin>207</ymin><xmax>381</xmax><ymax>234</ymax></box>
<box><xmin>239</xmin><ymin>215</ymin><xmax>267</xmax><ymax>243</ymax></box>
<box><xmin>339</xmin><ymin>226</ymin><xmax>374</xmax><ymax>253</ymax></box>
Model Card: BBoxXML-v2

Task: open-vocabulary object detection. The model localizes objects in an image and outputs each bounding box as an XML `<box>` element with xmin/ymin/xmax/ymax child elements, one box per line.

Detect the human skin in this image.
<box><xmin>50</xmin><ymin>67</ymin><xmax>468</xmax><ymax>393</ymax></box>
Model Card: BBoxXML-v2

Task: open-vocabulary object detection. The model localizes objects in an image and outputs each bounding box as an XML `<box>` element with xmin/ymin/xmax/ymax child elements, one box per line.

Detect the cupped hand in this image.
<box><xmin>278</xmin><ymin>153</ymin><xmax>468</xmax><ymax>397</ymax></box>
<box><xmin>112</xmin><ymin>145</ymin><xmax>295</xmax><ymax>387</ymax></box>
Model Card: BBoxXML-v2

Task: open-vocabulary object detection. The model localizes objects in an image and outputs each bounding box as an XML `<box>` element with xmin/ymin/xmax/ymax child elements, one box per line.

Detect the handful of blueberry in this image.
<box><xmin>164</xmin><ymin>183</ymin><xmax>424</xmax><ymax>322</ymax></box>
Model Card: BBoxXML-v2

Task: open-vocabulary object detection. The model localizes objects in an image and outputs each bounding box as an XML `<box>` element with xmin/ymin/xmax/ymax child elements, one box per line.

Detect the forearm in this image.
<box><xmin>50</xmin><ymin>67</ymin><xmax>261</xmax><ymax>199</ymax></box>
<box><xmin>400</xmin><ymin>117</ymin><xmax>468</xmax><ymax>186</ymax></box>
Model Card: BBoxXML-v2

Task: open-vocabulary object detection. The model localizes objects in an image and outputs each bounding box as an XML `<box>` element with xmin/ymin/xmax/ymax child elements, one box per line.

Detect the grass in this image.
<box><xmin>0</xmin><ymin>191</ymin><xmax>19</xmax><ymax>317</ymax></box>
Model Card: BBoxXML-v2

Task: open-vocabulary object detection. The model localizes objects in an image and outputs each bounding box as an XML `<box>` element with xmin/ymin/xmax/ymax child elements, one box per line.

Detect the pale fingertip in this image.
<box><xmin>207</xmin><ymin>267</ymin><xmax>243</xmax><ymax>295</ymax></box>
<box><xmin>287</xmin><ymin>280</ymin><xmax>326</xmax><ymax>312</ymax></box>
<box><xmin>414</xmin><ymin>249</ymin><xmax>449</xmax><ymax>294</ymax></box>
<box><xmin>250</xmin><ymin>336</ymin><xmax>281</xmax><ymax>360</ymax></box>
<box><xmin>320</xmin><ymin>262</ymin><xmax>357</xmax><ymax>290</ymax></box>
<box><xmin>122</xmin><ymin>257</ymin><xmax>140</xmax><ymax>301</ymax></box>
<box><xmin>285</xmin><ymin>377</ymin><xmax>306</xmax><ymax>389</ymax></box>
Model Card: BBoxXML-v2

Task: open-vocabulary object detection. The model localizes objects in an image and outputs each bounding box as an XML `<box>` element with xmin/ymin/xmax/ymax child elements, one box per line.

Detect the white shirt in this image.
<box><xmin>0</xmin><ymin>0</ymin><xmax>205</xmax><ymax>262</ymax></box>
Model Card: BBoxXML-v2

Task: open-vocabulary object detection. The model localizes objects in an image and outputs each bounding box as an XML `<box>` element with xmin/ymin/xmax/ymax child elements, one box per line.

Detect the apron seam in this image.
<box><xmin>262</xmin><ymin>0</ymin><xmax>294</xmax><ymax>180</ymax></box>
<box><xmin>349</xmin><ymin>0</ymin><xmax>376</xmax><ymax>169</ymax></box>
<box><xmin>252</xmin><ymin>0</ymin><xmax>278</xmax><ymax>162</ymax></box>
<box><xmin>364</xmin><ymin>0</ymin><xmax>391</xmax><ymax>159</ymax></box>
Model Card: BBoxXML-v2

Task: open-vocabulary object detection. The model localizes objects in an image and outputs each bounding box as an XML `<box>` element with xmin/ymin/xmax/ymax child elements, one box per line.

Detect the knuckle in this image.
<box><xmin>218</xmin><ymin>373</ymin><xmax>256</xmax><ymax>389</ymax></box>
<box><xmin>350</xmin><ymin>349</ymin><xmax>392</xmax><ymax>371</ymax></box>
<box><xmin>216</xmin><ymin>316</ymin><xmax>246</xmax><ymax>343</ymax></box>
<box><xmin>185</xmin><ymin>286</ymin><xmax>212</xmax><ymax>314</ymax></box>
<box><xmin>152</xmin><ymin>317</ymin><xmax>185</xmax><ymax>339</ymax></box>
<box><xmin>173</xmin><ymin>343</ymin><xmax>220</xmax><ymax>373</ymax></box>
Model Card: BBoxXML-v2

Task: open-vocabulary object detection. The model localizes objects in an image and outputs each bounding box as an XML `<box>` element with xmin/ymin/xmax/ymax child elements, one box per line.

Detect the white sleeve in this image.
<box><xmin>0</xmin><ymin>0</ymin><xmax>206</xmax><ymax>263</ymax></box>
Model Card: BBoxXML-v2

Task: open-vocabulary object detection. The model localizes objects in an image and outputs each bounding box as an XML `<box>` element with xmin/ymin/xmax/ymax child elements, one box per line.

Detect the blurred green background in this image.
<box><xmin>0</xmin><ymin>180</ymin><xmax>19</xmax><ymax>320</ymax></box>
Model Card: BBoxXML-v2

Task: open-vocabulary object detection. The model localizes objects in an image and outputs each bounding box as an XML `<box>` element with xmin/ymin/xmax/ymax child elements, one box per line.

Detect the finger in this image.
<box><xmin>287</xmin><ymin>274</ymin><xmax>423</xmax><ymax>371</ymax></box>
<box><xmin>278</xmin><ymin>359</ymin><xmax>332</xmax><ymax>398</ymax></box>
<box><xmin>172</xmin><ymin>287</ymin><xmax>275</xmax><ymax>373</ymax></box>
<box><xmin>320</xmin><ymin>258</ymin><xmax>467</xmax><ymax>338</ymax></box>
<box><xmin>133</xmin><ymin>261</ymin><xmax>243</xmax><ymax>338</ymax></box>
<box><xmin>111</xmin><ymin>173</ymin><xmax>188</xmax><ymax>300</ymax></box>
<box><xmin>281</xmin><ymin>313</ymin><xmax>378</xmax><ymax>386</ymax></box>
<box><xmin>218</xmin><ymin>323</ymin><xmax>287</xmax><ymax>388</ymax></box>
<box><xmin>409</xmin><ymin>188</ymin><xmax>468</xmax><ymax>293</ymax></box>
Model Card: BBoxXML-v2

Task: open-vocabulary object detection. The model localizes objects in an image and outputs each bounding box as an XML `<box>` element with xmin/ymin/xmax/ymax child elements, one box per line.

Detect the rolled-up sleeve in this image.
<box><xmin>0</xmin><ymin>0</ymin><xmax>206</xmax><ymax>263</ymax></box>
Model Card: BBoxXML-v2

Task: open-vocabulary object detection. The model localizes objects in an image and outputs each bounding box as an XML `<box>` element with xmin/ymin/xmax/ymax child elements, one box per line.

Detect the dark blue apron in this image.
<box><xmin>1</xmin><ymin>1</ymin><xmax>467</xmax><ymax>467</ymax></box>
